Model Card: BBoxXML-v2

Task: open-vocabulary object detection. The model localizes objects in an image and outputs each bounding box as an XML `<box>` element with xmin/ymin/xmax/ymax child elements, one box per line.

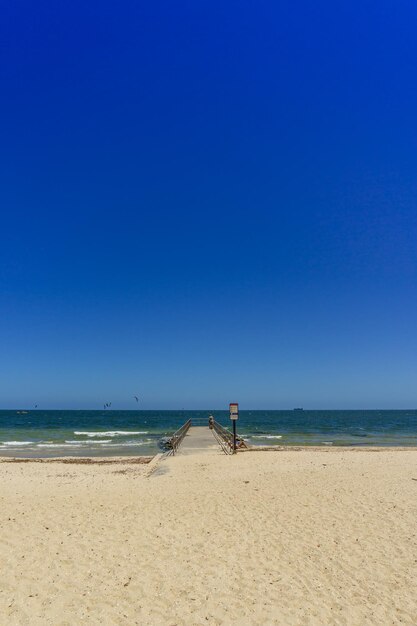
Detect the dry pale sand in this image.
<box><xmin>1</xmin><ymin>447</ymin><xmax>417</xmax><ymax>625</ymax></box>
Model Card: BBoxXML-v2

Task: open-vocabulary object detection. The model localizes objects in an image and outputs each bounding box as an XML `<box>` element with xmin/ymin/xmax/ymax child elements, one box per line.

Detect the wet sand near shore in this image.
<box><xmin>1</xmin><ymin>448</ymin><xmax>417</xmax><ymax>625</ymax></box>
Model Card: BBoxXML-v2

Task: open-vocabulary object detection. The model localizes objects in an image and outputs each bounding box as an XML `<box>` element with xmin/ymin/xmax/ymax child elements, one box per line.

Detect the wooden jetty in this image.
<box><xmin>162</xmin><ymin>419</ymin><xmax>248</xmax><ymax>456</ymax></box>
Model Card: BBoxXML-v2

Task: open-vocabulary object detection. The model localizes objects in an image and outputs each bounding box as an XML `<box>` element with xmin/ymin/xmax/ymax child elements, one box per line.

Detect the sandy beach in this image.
<box><xmin>1</xmin><ymin>447</ymin><xmax>417</xmax><ymax>625</ymax></box>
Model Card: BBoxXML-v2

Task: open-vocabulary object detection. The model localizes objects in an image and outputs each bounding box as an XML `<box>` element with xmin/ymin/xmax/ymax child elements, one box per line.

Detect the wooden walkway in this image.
<box><xmin>177</xmin><ymin>426</ymin><xmax>220</xmax><ymax>455</ymax></box>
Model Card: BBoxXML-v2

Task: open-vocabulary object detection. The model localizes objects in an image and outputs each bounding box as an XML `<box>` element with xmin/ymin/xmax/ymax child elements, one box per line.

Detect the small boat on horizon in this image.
<box><xmin>293</xmin><ymin>407</ymin><xmax>304</xmax><ymax>411</ymax></box>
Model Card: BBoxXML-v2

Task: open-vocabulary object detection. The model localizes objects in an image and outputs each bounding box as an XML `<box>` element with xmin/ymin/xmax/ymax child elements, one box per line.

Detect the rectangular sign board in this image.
<box><xmin>229</xmin><ymin>403</ymin><xmax>239</xmax><ymax>420</ymax></box>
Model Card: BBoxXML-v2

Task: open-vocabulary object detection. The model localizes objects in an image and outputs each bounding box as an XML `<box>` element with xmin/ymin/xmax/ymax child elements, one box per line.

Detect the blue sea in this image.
<box><xmin>1</xmin><ymin>409</ymin><xmax>417</xmax><ymax>457</ymax></box>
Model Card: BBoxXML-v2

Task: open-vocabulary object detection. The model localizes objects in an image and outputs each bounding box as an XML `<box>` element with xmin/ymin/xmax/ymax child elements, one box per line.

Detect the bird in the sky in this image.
<box><xmin>134</xmin><ymin>395</ymin><xmax>139</xmax><ymax>403</ymax></box>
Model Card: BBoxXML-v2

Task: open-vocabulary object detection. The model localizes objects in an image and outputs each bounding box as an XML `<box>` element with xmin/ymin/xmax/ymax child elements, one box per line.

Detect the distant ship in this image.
<box><xmin>293</xmin><ymin>407</ymin><xmax>304</xmax><ymax>411</ymax></box>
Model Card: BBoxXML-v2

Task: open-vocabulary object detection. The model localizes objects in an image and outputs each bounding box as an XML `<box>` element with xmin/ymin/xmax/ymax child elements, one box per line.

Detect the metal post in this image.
<box><xmin>229</xmin><ymin>402</ymin><xmax>239</xmax><ymax>454</ymax></box>
<box><xmin>233</xmin><ymin>419</ymin><xmax>237</xmax><ymax>453</ymax></box>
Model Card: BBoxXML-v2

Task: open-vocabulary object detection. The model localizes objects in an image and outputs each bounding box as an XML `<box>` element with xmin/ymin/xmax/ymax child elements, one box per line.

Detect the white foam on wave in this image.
<box><xmin>65</xmin><ymin>440</ymin><xmax>112</xmax><ymax>445</ymax></box>
<box><xmin>37</xmin><ymin>444</ymin><xmax>71</xmax><ymax>448</ymax></box>
<box><xmin>251</xmin><ymin>435</ymin><xmax>283</xmax><ymax>439</ymax></box>
<box><xmin>36</xmin><ymin>438</ymin><xmax>153</xmax><ymax>449</ymax></box>
<box><xmin>73</xmin><ymin>431</ymin><xmax>149</xmax><ymax>437</ymax></box>
<box><xmin>99</xmin><ymin>440</ymin><xmax>153</xmax><ymax>447</ymax></box>
<box><xmin>1</xmin><ymin>441</ymin><xmax>35</xmax><ymax>446</ymax></box>
<box><xmin>37</xmin><ymin>443</ymin><xmax>92</xmax><ymax>448</ymax></box>
<box><xmin>322</xmin><ymin>441</ymin><xmax>333</xmax><ymax>445</ymax></box>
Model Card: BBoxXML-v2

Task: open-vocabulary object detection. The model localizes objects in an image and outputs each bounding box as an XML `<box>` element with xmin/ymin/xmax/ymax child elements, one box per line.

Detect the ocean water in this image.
<box><xmin>0</xmin><ymin>410</ymin><xmax>416</xmax><ymax>457</ymax></box>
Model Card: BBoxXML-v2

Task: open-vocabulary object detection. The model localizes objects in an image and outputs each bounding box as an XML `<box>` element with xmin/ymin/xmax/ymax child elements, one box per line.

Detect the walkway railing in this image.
<box><xmin>211</xmin><ymin>419</ymin><xmax>248</xmax><ymax>454</ymax></box>
<box><xmin>162</xmin><ymin>419</ymin><xmax>191</xmax><ymax>455</ymax></box>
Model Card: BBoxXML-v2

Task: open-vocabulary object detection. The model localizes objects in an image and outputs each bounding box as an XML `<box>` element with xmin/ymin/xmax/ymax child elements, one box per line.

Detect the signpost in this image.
<box><xmin>229</xmin><ymin>403</ymin><xmax>239</xmax><ymax>453</ymax></box>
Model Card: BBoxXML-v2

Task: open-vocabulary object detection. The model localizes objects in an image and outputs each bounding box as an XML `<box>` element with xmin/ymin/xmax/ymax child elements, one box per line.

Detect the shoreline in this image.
<box><xmin>2</xmin><ymin>444</ymin><xmax>417</xmax><ymax>464</ymax></box>
<box><xmin>0</xmin><ymin>455</ymin><xmax>154</xmax><ymax>464</ymax></box>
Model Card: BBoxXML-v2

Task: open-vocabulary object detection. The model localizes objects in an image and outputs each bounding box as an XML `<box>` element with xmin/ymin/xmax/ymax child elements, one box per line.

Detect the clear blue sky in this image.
<box><xmin>1</xmin><ymin>1</ymin><xmax>417</xmax><ymax>409</ymax></box>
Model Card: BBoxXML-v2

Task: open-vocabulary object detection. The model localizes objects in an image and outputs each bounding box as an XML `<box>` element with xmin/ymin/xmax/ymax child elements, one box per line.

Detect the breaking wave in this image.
<box><xmin>1</xmin><ymin>441</ymin><xmax>34</xmax><ymax>446</ymax></box>
<box><xmin>73</xmin><ymin>431</ymin><xmax>149</xmax><ymax>437</ymax></box>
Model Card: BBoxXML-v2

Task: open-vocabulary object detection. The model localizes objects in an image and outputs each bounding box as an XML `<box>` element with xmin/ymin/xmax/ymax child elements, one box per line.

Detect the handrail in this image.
<box><xmin>163</xmin><ymin>419</ymin><xmax>191</xmax><ymax>455</ymax></box>
<box><xmin>211</xmin><ymin>419</ymin><xmax>248</xmax><ymax>454</ymax></box>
